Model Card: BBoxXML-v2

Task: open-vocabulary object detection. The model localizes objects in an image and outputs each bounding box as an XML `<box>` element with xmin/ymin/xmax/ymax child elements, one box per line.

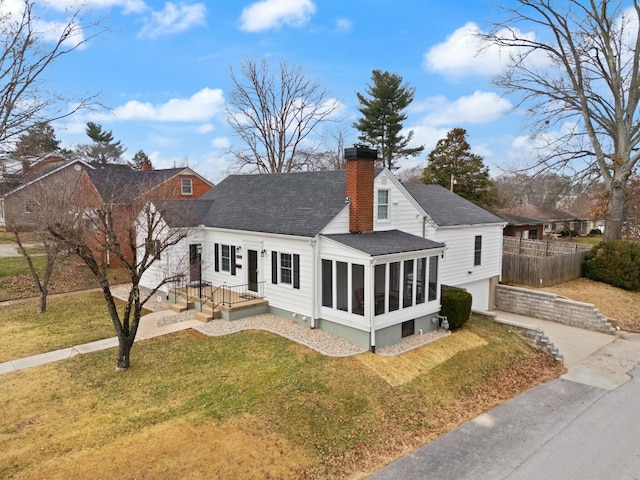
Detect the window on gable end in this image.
<box><xmin>377</xmin><ymin>190</ymin><xmax>389</xmax><ymax>220</ymax></box>
<box><xmin>181</xmin><ymin>178</ymin><xmax>193</xmax><ymax>195</ymax></box>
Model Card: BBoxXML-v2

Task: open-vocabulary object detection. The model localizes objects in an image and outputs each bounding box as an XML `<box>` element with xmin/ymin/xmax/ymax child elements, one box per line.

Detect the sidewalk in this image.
<box><xmin>0</xmin><ymin>309</ymin><xmax>202</xmax><ymax>375</ymax></box>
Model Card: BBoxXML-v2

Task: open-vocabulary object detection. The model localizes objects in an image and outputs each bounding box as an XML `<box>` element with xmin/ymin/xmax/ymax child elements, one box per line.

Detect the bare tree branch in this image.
<box><xmin>226</xmin><ymin>58</ymin><xmax>342</xmax><ymax>173</ymax></box>
<box><xmin>481</xmin><ymin>0</ymin><xmax>640</xmax><ymax>239</ymax></box>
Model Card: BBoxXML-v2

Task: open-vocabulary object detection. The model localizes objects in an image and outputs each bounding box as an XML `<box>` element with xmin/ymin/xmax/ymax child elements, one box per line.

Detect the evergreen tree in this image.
<box><xmin>131</xmin><ymin>150</ymin><xmax>152</xmax><ymax>171</ymax></box>
<box><xmin>422</xmin><ymin>128</ymin><xmax>498</xmax><ymax>208</ymax></box>
<box><xmin>78</xmin><ymin>122</ymin><xmax>125</xmax><ymax>165</ymax></box>
<box><xmin>12</xmin><ymin>122</ymin><xmax>61</xmax><ymax>159</ymax></box>
<box><xmin>353</xmin><ymin>70</ymin><xmax>424</xmax><ymax>169</ymax></box>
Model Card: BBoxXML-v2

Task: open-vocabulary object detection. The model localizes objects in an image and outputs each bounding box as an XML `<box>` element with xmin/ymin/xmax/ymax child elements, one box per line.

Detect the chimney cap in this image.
<box><xmin>345</xmin><ymin>145</ymin><xmax>378</xmax><ymax>160</ymax></box>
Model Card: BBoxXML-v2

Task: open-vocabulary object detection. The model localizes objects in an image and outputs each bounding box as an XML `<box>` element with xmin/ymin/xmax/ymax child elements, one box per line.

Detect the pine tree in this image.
<box><xmin>131</xmin><ymin>150</ymin><xmax>152</xmax><ymax>171</ymax></box>
<box><xmin>78</xmin><ymin>122</ymin><xmax>125</xmax><ymax>165</ymax></box>
<box><xmin>353</xmin><ymin>70</ymin><xmax>424</xmax><ymax>169</ymax></box>
<box><xmin>12</xmin><ymin>122</ymin><xmax>61</xmax><ymax>159</ymax></box>
<box><xmin>422</xmin><ymin>128</ymin><xmax>498</xmax><ymax>208</ymax></box>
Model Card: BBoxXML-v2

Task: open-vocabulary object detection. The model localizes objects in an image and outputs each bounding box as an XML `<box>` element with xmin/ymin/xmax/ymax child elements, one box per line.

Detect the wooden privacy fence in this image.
<box><xmin>502</xmin><ymin>237</ymin><xmax>593</xmax><ymax>287</ymax></box>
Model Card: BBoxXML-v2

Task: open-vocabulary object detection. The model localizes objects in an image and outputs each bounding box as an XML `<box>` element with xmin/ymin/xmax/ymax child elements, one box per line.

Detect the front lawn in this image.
<box><xmin>0</xmin><ymin>255</ymin><xmax>129</xmax><ymax>302</ymax></box>
<box><xmin>0</xmin><ymin>292</ymin><xmax>128</xmax><ymax>362</ymax></box>
<box><xmin>0</xmin><ymin>316</ymin><xmax>564</xmax><ymax>479</ymax></box>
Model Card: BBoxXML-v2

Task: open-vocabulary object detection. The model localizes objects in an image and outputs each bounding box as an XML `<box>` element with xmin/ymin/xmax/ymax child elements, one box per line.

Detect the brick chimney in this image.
<box><xmin>345</xmin><ymin>145</ymin><xmax>377</xmax><ymax>233</ymax></box>
<box><xmin>140</xmin><ymin>161</ymin><xmax>153</xmax><ymax>171</ymax></box>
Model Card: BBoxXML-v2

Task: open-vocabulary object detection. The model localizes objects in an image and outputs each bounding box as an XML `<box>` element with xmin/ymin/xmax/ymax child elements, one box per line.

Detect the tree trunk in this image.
<box><xmin>605</xmin><ymin>180</ymin><xmax>626</xmax><ymax>241</ymax></box>
<box><xmin>116</xmin><ymin>336</ymin><xmax>134</xmax><ymax>371</ymax></box>
<box><xmin>39</xmin><ymin>290</ymin><xmax>47</xmax><ymax>314</ymax></box>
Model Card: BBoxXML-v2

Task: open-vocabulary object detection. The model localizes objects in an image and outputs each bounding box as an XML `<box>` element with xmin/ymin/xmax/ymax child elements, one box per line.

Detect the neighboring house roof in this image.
<box><xmin>498</xmin><ymin>212</ymin><xmax>545</xmax><ymax>226</ymax></box>
<box><xmin>2</xmin><ymin>159</ymin><xmax>93</xmax><ymax>197</ymax></box>
<box><xmin>499</xmin><ymin>205</ymin><xmax>585</xmax><ymax>222</ymax></box>
<box><xmin>195</xmin><ymin>171</ymin><xmax>351</xmax><ymax>237</ymax></box>
<box><xmin>86</xmin><ymin>167</ymin><xmax>190</xmax><ymax>203</ymax></box>
<box><xmin>403</xmin><ymin>184</ymin><xmax>505</xmax><ymax>226</ymax></box>
<box><xmin>324</xmin><ymin>230</ymin><xmax>444</xmax><ymax>256</ymax></box>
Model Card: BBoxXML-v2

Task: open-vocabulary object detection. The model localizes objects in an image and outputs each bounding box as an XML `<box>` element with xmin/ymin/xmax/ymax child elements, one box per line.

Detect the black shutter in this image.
<box><xmin>214</xmin><ymin>243</ymin><xmax>219</xmax><ymax>272</ymax></box>
<box><xmin>231</xmin><ymin>246</ymin><xmax>236</xmax><ymax>276</ymax></box>
<box><xmin>293</xmin><ymin>254</ymin><xmax>300</xmax><ymax>289</ymax></box>
<box><xmin>271</xmin><ymin>251</ymin><xmax>278</xmax><ymax>284</ymax></box>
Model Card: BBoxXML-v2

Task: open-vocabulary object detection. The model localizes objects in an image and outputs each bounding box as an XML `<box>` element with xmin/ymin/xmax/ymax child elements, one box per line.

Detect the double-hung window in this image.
<box><xmin>280</xmin><ymin>253</ymin><xmax>293</xmax><ymax>285</ymax></box>
<box><xmin>377</xmin><ymin>190</ymin><xmax>389</xmax><ymax>220</ymax></box>
<box><xmin>221</xmin><ymin>245</ymin><xmax>231</xmax><ymax>272</ymax></box>
<box><xmin>181</xmin><ymin>178</ymin><xmax>193</xmax><ymax>195</ymax></box>
<box><xmin>271</xmin><ymin>251</ymin><xmax>300</xmax><ymax>289</ymax></box>
<box><xmin>474</xmin><ymin>235</ymin><xmax>482</xmax><ymax>266</ymax></box>
<box><xmin>214</xmin><ymin>243</ymin><xmax>236</xmax><ymax>275</ymax></box>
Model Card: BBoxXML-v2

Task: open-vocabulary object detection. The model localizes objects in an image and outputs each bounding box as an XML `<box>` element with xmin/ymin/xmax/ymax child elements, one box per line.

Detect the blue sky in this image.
<box><xmin>26</xmin><ymin>0</ymin><xmax>536</xmax><ymax>182</ymax></box>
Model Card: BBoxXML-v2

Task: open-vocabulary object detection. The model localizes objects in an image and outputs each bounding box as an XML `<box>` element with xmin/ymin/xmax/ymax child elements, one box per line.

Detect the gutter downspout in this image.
<box><xmin>369</xmin><ymin>257</ymin><xmax>375</xmax><ymax>353</ymax></box>
<box><xmin>310</xmin><ymin>236</ymin><xmax>318</xmax><ymax>328</ymax></box>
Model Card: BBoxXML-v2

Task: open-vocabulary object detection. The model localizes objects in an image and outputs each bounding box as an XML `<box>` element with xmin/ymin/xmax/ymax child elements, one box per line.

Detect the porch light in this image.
<box><xmin>261</xmin><ymin>249</ymin><xmax>266</xmax><ymax>257</ymax></box>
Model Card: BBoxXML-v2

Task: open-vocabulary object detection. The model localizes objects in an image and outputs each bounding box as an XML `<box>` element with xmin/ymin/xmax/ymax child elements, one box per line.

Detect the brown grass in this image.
<box><xmin>538</xmin><ymin>277</ymin><xmax>640</xmax><ymax>332</ymax></box>
<box><xmin>0</xmin><ymin>319</ymin><xmax>564</xmax><ymax>480</ymax></box>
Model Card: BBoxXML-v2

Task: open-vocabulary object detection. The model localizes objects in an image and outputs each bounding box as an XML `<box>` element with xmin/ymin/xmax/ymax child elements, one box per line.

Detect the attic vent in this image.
<box><xmin>381</xmin><ymin>176</ymin><xmax>387</xmax><ymax>185</ymax></box>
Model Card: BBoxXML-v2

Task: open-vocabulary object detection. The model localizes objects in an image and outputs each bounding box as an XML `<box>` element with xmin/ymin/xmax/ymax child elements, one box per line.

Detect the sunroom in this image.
<box><xmin>318</xmin><ymin>230</ymin><xmax>445</xmax><ymax>350</ymax></box>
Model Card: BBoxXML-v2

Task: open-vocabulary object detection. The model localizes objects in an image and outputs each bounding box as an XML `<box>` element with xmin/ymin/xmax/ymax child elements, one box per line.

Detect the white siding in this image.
<box><xmin>321</xmin><ymin>205</ymin><xmax>350</xmax><ymax>234</ymax></box>
<box><xmin>374</xmin><ymin>171</ymin><xmax>423</xmax><ymax>235</ymax></box>
<box><xmin>435</xmin><ymin>224</ymin><xmax>502</xmax><ymax>310</ymax></box>
<box><xmin>200</xmin><ymin>229</ymin><xmax>316</xmax><ymax>319</ymax></box>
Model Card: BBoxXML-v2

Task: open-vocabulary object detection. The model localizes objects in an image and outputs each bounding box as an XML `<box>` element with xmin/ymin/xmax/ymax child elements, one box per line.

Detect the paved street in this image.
<box><xmin>369</xmin><ymin>333</ymin><xmax>640</xmax><ymax>480</ymax></box>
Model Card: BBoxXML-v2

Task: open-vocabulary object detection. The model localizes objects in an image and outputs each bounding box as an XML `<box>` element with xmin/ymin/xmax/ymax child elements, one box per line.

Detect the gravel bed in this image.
<box><xmin>111</xmin><ymin>284</ymin><xmax>451</xmax><ymax>357</ymax></box>
<box><xmin>194</xmin><ymin>314</ymin><xmax>451</xmax><ymax>357</ymax></box>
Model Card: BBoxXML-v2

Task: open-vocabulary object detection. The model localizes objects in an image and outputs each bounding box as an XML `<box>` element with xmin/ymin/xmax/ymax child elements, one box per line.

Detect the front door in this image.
<box><xmin>248</xmin><ymin>249</ymin><xmax>258</xmax><ymax>292</ymax></box>
<box><xmin>189</xmin><ymin>244</ymin><xmax>201</xmax><ymax>284</ymax></box>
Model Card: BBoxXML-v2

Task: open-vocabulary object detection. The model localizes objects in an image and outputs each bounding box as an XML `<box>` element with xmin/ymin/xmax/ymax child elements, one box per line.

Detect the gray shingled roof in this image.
<box><xmin>194</xmin><ymin>171</ymin><xmax>350</xmax><ymax>237</ymax></box>
<box><xmin>403</xmin><ymin>184</ymin><xmax>505</xmax><ymax>227</ymax></box>
<box><xmin>87</xmin><ymin>167</ymin><xmax>185</xmax><ymax>203</ymax></box>
<box><xmin>324</xmin><ymin>230</ymin><xmax>444</xmax><ymax>256</ymax></box>
<box><xmin>162</xmin><ymin>199</ymin><xmax>215</xmax><ymax>227</ymax></box>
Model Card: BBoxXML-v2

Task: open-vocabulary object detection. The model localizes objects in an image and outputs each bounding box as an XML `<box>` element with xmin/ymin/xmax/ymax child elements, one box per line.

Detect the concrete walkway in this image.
<box><xmin>493</xmin><ymin>310</ymin><xmax>628</xmax><ymax>390</ymax></box>
<box><xmin>0</xmin><ymin>309</ymin><xmax>202</xmax><ymax>375</ymax></box>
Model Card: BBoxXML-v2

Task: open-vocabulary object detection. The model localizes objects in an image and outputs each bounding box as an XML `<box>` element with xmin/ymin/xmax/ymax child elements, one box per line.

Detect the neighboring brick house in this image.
<box><xmin>71</xmin><ymin>167</ymin><xmax>213</xmax><ymax>267</ymax></box>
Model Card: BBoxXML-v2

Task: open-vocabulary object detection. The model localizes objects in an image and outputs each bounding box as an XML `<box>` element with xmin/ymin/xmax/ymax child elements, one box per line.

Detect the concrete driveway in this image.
<box><xmin>368</xmin><ymin>328</ymin><xmax>640</xmax><ymax>480</ymax></box>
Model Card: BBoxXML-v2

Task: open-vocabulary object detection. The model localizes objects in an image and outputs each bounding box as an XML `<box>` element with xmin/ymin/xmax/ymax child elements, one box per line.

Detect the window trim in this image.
<box><xmin>181</xmin><ymin>177</ymin><xmax>193</xmax><ymax>196</ymax></box>
<box><xmin>377</xmin><ymin>189</ymin><xmax>389</xmax><ymax>220</ymax></box>
<box><xmin>280</xmin><ymin>253</ymin><xmax>293</xmax><ymax>285</ymax></box>
<box><xmin>474</xmin><ymin>235</ymin><xmax>482</xmax><ymax>266</ymax></box>
<box><xmin>271</xmin><ymin>251</ymin><xmax>300</xmax><ymax>289</ymax></box>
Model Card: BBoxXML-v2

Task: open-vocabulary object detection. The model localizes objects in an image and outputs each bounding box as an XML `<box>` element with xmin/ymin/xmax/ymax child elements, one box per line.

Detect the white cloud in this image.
<box><xmin>424</xmin><ymin>22</ymin><xmax>546</xmax><ymax>78</ymax></box>
<box><xmin>46</xmin><ymin>0</ymin><xmax>147</xmax><ymax>14</ymax></box>
<box><xmin>239</xmin><ymin>0</ymin><xmax>315</xmax><ymax>32</ymax></box>
<box><xmin>138</xmin><ymin>2</ymin><xmax>206</xmax><ymax>39</ymax></box>
<box><xmin>98</xmin><ymin>88</ymin><xmax>225</xmax><ymax>122</ymax></box>
<box><xmin>413</xmin><ymin>91</ymin><xmax>512</xmax><ymax>126</ymax></box>
<box><xmin>196</xmin><ymin>123</ymin><xmax>214</xmax><ymax>134</ymax></box>
<box><xmin>335</xmin><ymin>17</ymin><xmax>352</xmax><ymax>33</ymax></box>
<box><xmin>212</xmin><ymin>137</ymin><xmax>230</xmax><ymax>149</ymax></box>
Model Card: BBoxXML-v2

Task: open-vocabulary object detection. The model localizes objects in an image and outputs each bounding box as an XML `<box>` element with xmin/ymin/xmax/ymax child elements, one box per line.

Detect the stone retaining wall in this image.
<box><xmin>495</xmin><ymin>284</ymin><xmax>616</xmax><ymax>334</ymax></box>
<box><xmin>476</xmin><ymin>311</ymin><xmax>563</xmax><ymax>362</ymax></box>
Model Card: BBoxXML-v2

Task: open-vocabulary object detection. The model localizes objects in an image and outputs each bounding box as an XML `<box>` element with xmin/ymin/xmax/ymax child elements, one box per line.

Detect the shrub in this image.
<box><xmin>583</xmin><ymin>240</ymin><xmax>640</xmax><ymax>291</ymax></box>
<box><xmin>440</xmin><ymin>288</ymin><xmax>472</xmax><ymax>330</ymax></box>
<box><xmin>589</xmin><ymin>228</ymin><xmax>602</xmax><ymax>236</ymax></box>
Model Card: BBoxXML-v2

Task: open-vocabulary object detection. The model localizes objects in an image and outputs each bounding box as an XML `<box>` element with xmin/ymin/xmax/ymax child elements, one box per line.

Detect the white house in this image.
<box><xmin>141</xmin><ymin>146</ymin><xmax>506</xmax><ymax>351</ymax></box>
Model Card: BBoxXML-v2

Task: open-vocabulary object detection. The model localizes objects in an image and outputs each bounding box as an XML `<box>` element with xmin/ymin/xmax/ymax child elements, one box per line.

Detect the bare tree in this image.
<box><xmin>482</xmin><ymin>0</ymin><xmax>640</xmax><ymax>240</ymax></box>
<box><xmin>0</xmin><ymin>1</ymin><xmax>102</xmax><ymax>150</ymax></box>
<box><xmin>226</xmin><ymin>58</ymin><xmax>342</xmax><ymax>173</ymax></box>
<box><xmin>48</xmin><ymin>175</ymin><xmax>189</xmax><ymax>371</ymax></box>
<box><xmin>4</xmin><ymin>172</ymin><xmax>77</xmax><ymax>312</ymax></box>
